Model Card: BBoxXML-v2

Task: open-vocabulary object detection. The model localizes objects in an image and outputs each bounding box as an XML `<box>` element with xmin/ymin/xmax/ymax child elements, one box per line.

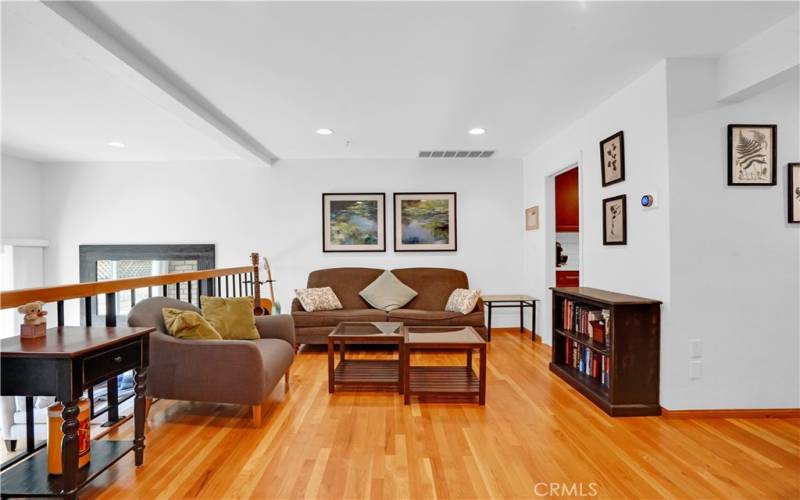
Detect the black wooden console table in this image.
<box><xmin>0</xmin><ymin>326</ymin><xmax>152</xmax><ymax>499</ymax></box>
<box><xmin>482</xmin><ymin>295</ymin><xmax>538</xmax><ymax>342</ymax></box>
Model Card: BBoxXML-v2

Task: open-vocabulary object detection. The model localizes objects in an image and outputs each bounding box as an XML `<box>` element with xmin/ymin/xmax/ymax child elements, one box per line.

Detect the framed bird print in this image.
<box><xmin>600</xmin><ymin>131</ymin><xmax>625</xmax><ymax>187</ymax></box>
<box><xmin>789</xmin><ymin>163</ymin><xmax>800</xmax><ymax>223</ymax></box>
<box><xmin>602</xmin><ymin>195</ymin><xmax>627</xmax><ymax>245</ymax></box>
<box><xmin>727</xmin><ymin>124</ymin><xmax>777</xmax><ymax>186</ymax></box>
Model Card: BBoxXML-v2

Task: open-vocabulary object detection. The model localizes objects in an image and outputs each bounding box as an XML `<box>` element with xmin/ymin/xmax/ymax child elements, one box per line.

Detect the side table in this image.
<box><xmin>481</xmin><ymin>295</ymin><xmax>538</xmax><ymax>342</ymax></box>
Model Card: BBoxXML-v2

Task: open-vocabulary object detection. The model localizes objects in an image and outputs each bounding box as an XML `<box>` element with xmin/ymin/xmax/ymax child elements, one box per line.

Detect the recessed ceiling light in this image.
<box><xmin>107</xmin><ymin>141</ymin><xmax>126</xmax><ymax>148</ymax></box>
<box><xmin>468</xmin><ymin>128</ymin><xmax>486</xmax><ymax>135</ymax></box>
<box><xmin>316</xmin><ymin>128</ymin><xmax>334</xmax><ymax>136</ymax></box>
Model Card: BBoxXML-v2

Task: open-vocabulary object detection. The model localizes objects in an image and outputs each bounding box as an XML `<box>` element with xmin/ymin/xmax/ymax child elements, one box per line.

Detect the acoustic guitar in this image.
<box><xmin>250</xmin><ymin>252</ymin><xmax>273</xmax><ymax>316</ymax></box>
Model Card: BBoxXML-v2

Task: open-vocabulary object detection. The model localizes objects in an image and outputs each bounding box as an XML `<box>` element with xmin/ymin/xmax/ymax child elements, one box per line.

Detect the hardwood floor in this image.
<box><xmin>82</xmin><ymin>329</ymin><xmax>799</xmax><ymax>499</ymax></box>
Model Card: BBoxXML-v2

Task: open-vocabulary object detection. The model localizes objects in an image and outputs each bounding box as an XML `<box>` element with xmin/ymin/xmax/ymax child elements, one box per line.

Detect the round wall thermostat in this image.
<box><xmin>641</xmin><ymin>194</ymin><xmax>655</xmax><ymax>207</ymax></box>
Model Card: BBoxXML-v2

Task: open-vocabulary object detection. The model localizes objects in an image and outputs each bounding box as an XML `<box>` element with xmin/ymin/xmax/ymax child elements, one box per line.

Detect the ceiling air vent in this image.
<box><xmin>419</xmin><ymin>150</ymin><xmax>495</xmax><ymax>159</ymax></box>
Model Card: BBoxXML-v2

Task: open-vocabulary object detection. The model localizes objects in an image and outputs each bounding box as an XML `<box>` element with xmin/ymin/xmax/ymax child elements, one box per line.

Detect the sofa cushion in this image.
<box><xmin>292</xmin><ymin>308</ymin><xmax>388</xmax><ymax>328</ymax></box>
<box><xmin>387</xmin><ymin>308</ymin><xmax>484</xmax><ymax>327</ymax></box>
<box><xmin>200</xmin><ymin>296</ymin><xmax>259</xmax><ymax>340</ymax></box>
<box><xmin>359</xmin><ymin>271</ymin><xmax>418</xmax><ymax>311</ymax></box>
<box><xmin>390</xmin><ymin>268</ymin><xmax>470</xmax><ymax>310</ymax></box>
<box><xmin>306</xmin><ymin>267</ymin><xmax>384</xmax><ymax>309</ymax></box>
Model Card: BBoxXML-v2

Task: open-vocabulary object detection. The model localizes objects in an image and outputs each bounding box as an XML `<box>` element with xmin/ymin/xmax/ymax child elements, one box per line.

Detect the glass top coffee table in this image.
<box><xmin>327</xmin><ymin>322</ymin><xmax>405</xmax><ymax>394</ymax></box>
<box><xmin>403</xmin><ymin>326</ymin><xmax>487</xmax><ymax>405</ymax></box>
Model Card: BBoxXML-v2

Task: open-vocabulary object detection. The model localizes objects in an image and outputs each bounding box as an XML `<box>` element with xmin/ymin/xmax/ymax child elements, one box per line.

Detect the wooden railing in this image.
<box><xmin>0</xmin><ymin>264</ymin><xmax>257</xmax><ymax>467</ymax></box>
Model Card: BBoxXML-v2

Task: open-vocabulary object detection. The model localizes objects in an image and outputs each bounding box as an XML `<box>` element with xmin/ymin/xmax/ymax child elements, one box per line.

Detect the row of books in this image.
<box><xmin>564</xmin><ymin>340</ymin><xmax>611</xmax><ymax>387</ymax></box>
<box><xmin>561</xmin><ymin>299</ymin><xmax>611</xmax><ymax>345</ymax></box>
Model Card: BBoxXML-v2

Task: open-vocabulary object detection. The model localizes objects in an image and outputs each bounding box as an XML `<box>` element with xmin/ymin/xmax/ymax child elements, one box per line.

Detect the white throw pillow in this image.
<box><xmin>445</xmin><ymin>289</ymin><xmax>481</xmax><ymax>314</ymax></box>
<box><xmin>359</xmin><ymin>271</ymin><xmax>418</xmax><ymax>312</ymax></box>
<box><xmin>295</xmin><ymin>287</ymin><xmax>343</xmax><ymax>312</ymax></box>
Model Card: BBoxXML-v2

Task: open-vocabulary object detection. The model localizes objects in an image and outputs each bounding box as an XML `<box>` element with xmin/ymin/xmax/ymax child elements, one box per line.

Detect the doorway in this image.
<box><xmin>554</xmin><ymin>166</ymin><xmax>580</xmax><ymax>287</ymax></box>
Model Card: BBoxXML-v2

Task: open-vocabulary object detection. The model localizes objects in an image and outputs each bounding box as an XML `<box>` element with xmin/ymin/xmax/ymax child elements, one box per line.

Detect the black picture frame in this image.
<box><xmin>321</xmin><ymin>193</ymin><xmax>386</xmax><ymax>252</ymax></box>
<box><xmin>789</xmin><ymin>163</ymin><xmax>800</xmax><ymax>223</ymax></box>
<box><xmin>600</xmin><ymin>131</ymin><xmax>625</xmax><ymax>187</ymax></box>
<box><xmin>602</xmin><ymin>194</ymin><xmax>627</xmax><ymax>245</ymax></box>
<box><xmin>727</xmin><ymin>124</ymin><xmax>777</xmax><ymax>186</ymax></box>
<box><xmin>393</xmin><ymin>192</ymin><xmax>458</xmax><ymax>252</ymax></box>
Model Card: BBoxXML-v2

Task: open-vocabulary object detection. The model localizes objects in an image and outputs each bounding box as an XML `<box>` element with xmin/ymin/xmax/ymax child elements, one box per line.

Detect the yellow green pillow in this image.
<box><xmin>200</xmin><ymin>296</ymin><xmax>259</xmax><ymax>340</ymax></box>
<box><xmin>161</xmin><ymin>308</ymin><xmax>222</xmax><ymax>340</ymax></box>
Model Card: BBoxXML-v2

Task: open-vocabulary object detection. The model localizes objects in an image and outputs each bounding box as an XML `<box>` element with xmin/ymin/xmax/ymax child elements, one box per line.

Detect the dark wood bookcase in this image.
<box><xmin>550</xmin><ymin>287</ymin><xmax>661</xmax><ymax>417</ymax></box>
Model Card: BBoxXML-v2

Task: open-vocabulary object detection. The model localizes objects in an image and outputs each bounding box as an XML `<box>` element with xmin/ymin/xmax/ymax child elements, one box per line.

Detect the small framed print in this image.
<box><xmin>394</xmin><ymin>192</ymin><xmax>457</xmax><ymax>251</ymax></box>
<box><xmin>525</xmin><ymin>206</ymin><xmax>540</xmax><ymax>230</ymax></box>
<box><xmin>600</xmin><ymin>131</ymin><xmax>625</xmax><ymax>187</ymax></box>
<box><xmin>727</xmin><ymin>124</ymin><xmax>777</xmax><ymax>186</ymax></box>
<box><xmin>322</xmin><ymin>193</ymin><xmax>386</xmax><ymax>252</ymax></box>
<box><xmin>789</xmin><ymin>163</ymin><xmax>800</xmax><ymax>223</ymax></box>
<box><xmin>602</xmin><ymin>194</ymin><xmax>627</xmax><ymax>245</ymax></box>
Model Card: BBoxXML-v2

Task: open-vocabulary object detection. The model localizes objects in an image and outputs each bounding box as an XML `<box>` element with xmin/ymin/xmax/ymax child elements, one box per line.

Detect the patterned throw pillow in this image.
<box><xmin>295</xmin><ymin>287</ymin><xmax>343</xmax><ymax>312</ymax></box>
<box><xmin>445</xmin><ymin>289</ymin><xmax>481</xmax><ymax>314</ymax></box>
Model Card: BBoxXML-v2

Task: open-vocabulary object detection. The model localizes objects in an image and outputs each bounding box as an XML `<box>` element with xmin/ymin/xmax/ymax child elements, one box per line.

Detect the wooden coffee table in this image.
<box><xmin>327</xmin><ymin>322</ymin><xmax>405</xmax><ymax>393</ymax></box>
<box><xmin>403</xmin><ymin>326</ymin><xmax>487</xmax><ymax>405</ymax></box>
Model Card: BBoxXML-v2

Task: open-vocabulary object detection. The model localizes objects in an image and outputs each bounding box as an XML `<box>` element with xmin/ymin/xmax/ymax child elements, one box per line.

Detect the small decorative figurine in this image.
<box><xmin>18</xmin><ymin>301</ymin><xmax>47</xmax><ymax>338</ymax></box>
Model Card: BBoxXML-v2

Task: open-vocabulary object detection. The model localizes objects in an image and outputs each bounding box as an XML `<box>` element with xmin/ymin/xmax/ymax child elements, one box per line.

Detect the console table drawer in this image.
<box><xmin>83</xmin><ymin>342</ymin><xmax>141</xmax><ymax>385</ymax></box>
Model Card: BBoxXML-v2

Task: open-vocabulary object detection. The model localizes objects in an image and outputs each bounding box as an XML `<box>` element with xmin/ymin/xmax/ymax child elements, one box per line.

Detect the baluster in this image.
<box><xmin>176</xmin><ymin>281</ymin><xmax>181</xmax><ymax>301</ymax></box>
<box><xmin>148</xmin><ymin>286</ymin><xmax>153</xmax><ymax>298</ymax></box>
<box><xmin>188</xmin><ymin>280</ymin><xmax>193</xmax><ymax>304</ymax></box>
<box><xmin>207</xmin><ymin>278</ymin><xmax>215</xmax><ymax>298</ymax></box>
<box><xmin>197</xmin><ymin>280</ymin><xmax>202</xmax><ymax>306</ymax></box>
<box><xmin>217</xmin><ymin>277</ymin><xmax>221</xmax><ymax>297</ymax></box>
<box><xmin>84</xmin><ymin>297</ymin><xmax>92</xmax><ymax>327</ymax></box>
<box><xmin>131</xmin><ymin>289</ymin><xmax>137</xmax><ymax>307</ymax></box>
<box><xmin>225</xmin><ymin>276</ymin><xmax>230</xmax><ymax>297</ymax></box>
<box><xmin>162</xmin><ymin>284</ymin><xmax>168</xmax><ymax>297</ymax></box>
<box><xmin>104</xmin><ymin>292</ymin><xmax>121</xmax><ymax>425</ymax></box>
<box><xmin>238</xmin><ymin>274</ymin><xmax>243</xmax><ymax>297</ymax></box>
<box><xmin>57</xmin><ymin>300</ymin><xmax>64</xmax><ymax>327</ymax></box>
<box><xmin>106</xmin><ymin>293</ymin><xmax>116</xmax><ymax>327</ymax></box>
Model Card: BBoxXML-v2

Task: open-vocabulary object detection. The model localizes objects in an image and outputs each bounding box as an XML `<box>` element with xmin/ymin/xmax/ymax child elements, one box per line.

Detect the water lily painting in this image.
<box><xmin>394</xmin><ymin>192</ymin><xmax>457</xmax><ymax>251</ymax></box>
<box><xmin>322</xmin><ymin>193</ymin><xmax>385</xmax><ymax>252</ymax></box>
<box><xmin>727</xmin><ymin>124</ymin><xmax>777</xmax><ymax>186</ymax></box>
<box><xmin>602</xmin><ymin>194</ymin><xmax>627</xmax><ymax>245</ymax></box>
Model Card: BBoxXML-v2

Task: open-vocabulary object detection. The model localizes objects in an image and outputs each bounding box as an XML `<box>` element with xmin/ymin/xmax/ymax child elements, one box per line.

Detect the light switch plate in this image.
<box><xmin>690</xmin><ymin>360</ymin><xmax>702</xmax><ymax>380</ymax></box>
<box><xmin>690</xmin><ymin>339</ymin><xmax>702</xmax><ymax>358</ymax></box>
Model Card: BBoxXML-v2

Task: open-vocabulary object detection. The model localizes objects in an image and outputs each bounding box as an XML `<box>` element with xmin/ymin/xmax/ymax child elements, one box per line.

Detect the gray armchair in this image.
<box><xmin>128</xmin><ymin>297</ymin><xmax>295</xmax><ymax>426</ymax></box>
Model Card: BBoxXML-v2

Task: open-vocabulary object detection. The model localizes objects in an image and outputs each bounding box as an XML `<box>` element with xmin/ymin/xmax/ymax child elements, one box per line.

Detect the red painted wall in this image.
<box><xmin>555</xmin><ymin>167</ymin><xmax>579</xmax><ymax>232</ymax></box>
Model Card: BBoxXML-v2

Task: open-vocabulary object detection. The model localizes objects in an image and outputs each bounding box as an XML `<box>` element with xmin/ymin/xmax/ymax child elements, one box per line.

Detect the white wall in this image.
<box><xmin>521</xmin><ymin>61</ymin><xmax>671</xmax><ymax>346</ymax></box>
<box><xmin>1</xmin><ymin>155</ymin><xmax>43</xmax><ymax>239</ymax></box>
<box><xmin>666</xmin><ymin>58</ymin><xmax>800</xmax><ymax>409</ymax></box>
<box><xmin>38</xmin><ymin>158</ymin><xmax>525</xmax><ymax>326</ymax></box>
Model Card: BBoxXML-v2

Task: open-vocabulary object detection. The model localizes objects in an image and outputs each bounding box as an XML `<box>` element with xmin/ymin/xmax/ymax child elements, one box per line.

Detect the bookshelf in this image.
<box><xmin>550</xmin><ymin>287</ymin><xmax>661</xmax><ymax>417</ymax></box>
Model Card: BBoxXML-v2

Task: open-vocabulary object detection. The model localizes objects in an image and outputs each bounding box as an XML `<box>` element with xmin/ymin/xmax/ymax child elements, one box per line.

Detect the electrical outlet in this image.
<box><xmin>690</xmin><ymin>339</ymin><xmax>702</xmax><ymax>358</ymax></box>
<box><xmin>689</xmin><ymin>360</ymin><xmax>702</xmax><ymax>380</ymax></box>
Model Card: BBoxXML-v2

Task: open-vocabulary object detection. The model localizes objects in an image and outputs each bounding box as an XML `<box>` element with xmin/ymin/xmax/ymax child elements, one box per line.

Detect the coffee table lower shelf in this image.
<box><xmin>406</xmin><ymin>366</ymin><xmax>482</xmax><ymax>402</ymax></box>
<box><xmin>332</xmin><ymin>359</ymin><xmax>401</xmax><ymax>391</ymax></box>
<box><xmin>0</xmin><ymin>440</ymin><xmax>134</xmax><ymax>498</ymax></box>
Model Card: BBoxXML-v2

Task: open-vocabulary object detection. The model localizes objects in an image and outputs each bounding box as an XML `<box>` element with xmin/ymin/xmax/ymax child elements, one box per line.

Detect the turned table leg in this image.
<box><xmin>134</xmin><ymin>367</ymin><xmax>147</xmax><ymax>466</ymax></box>
<box><xmin>61</xmin><ymin>399</ymin><xmax>80</xmax><ymax>499</ymax></box>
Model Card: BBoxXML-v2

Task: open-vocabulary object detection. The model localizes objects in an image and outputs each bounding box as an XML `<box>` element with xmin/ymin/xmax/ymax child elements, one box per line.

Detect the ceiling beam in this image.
<box><xmin>34</xmin><ymin>1</ymin><xmax>278</xmax><ymax>166</ymax></box>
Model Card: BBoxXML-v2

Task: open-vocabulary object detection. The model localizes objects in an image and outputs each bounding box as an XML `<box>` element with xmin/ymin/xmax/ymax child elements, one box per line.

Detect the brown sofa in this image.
<box><xmin>291</xmin><ymin>267</ymin><xmax>486</xmax><ymax>345</ymax></box>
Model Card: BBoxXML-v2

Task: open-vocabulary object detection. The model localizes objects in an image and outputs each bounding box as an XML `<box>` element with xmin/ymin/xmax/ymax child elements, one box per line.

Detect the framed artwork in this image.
<box><xmin>602</xmin><ymin>194</ymin><xmax>627</xmax><ymax>245</ymax></box>
<box><xmin>525</xmin><ymin>206</ymin><xmax>540</xmax><ymax>230</ymax></box>
<box><xmin>600</xmin><ymin>131</ymin><xmax>625</xmax><ymax>187</ymax></box>
<box><xmin>789</xmin><ymin>163</ymin><xmax>800</xmax><ymax>223</ymax></box>
<box><xmin>394</xmin><ymin>192</ymin><xmax>457</xmax><ymax>251</ymax></box>
<box><xmin>322</xmin><ymin>193</ymin><xmax>385</xmax><ymax>252</ymax></box>
<box><xmin>727</xmin><ymin>124</ymin><xmax>777</xmax><ymax>186</ymax></box>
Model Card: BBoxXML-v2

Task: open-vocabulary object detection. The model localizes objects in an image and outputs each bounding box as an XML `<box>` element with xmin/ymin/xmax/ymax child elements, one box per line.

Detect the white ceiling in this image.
<box><xmin>0</xmin><ymin>2</ymin><xmax>240</xmax><ymax>163</ymax></box>
<box><xmin>2</xmin><ymin>1</ymin><xmax>798</xmax><ymax>163</ymax></box>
